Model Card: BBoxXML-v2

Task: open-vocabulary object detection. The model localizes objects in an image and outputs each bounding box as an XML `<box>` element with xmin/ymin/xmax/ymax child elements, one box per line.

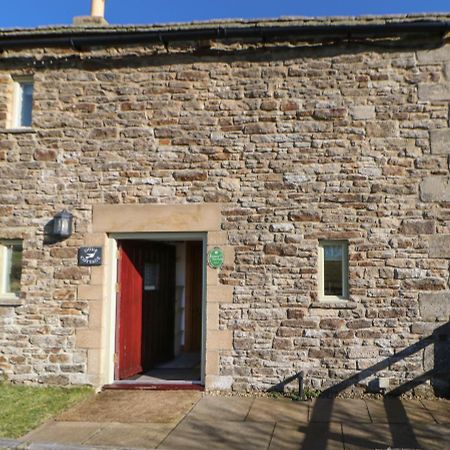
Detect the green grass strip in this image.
<box><xmin>0</xmin><ymin>383</ymin><xmax>93</xmax><ymax>439</ymax></box>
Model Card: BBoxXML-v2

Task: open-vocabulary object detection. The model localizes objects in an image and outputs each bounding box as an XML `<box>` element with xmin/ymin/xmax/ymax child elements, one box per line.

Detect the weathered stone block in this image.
<box><xmin>54</xmin><ymin>267</ymin><xmax>87</xmax><ymax>280</ymax></box>
<box><xmin>264</xmin><ymin>243</ymin><xmax>296</xmax><ymax>256</ymax></box>
<box><xmin>173</xmin><ymin>170</ymin><xmax>207</xmax><ymax>182</ymax></box>
<box><xmin>205</xmin><ymin>375</ymin><xmax>233</xmax><ymax>391</ymax></box>
<box><xmin>283</xmin><ymin>174</ymin><xmax>310</xmax><ymax>186</ymax></box>
<box><xmin>430</xmin><ymin>129</ymin><xmax>450</xmax><ymax>155</ymax></box>
<box><xmin>204</xmin><ymin>192</ymin><xmax>231</xmax><ymax>202</ymax></box>
<box><xmin>272</xmin><ymin>337</ymin><xmax>293</xmax><ymax>350</ymax></box>
<box><xmin>419</xmin><ymin>292</ymin><xmax>449</xmax><ymax>321</ymax></box>
<box><xmin>366</xmin><ymin>121</ymin><xmax>398</xmax><ymax>137</ymax></box>
<box><xmin>319</xmin><ymin>318</ymin><xmax>345</xmax><ymax>330</ymax></box>
<box><xmin>416</xmin><ymin>45</ymin><xmax>450</xmax><ymax>64</ymax></box>
<box><xmin>219</xmin><ymin>178</ymin><xmax>240</xmax><ymax>191</ymax></box>
<box><xmin>356</xmin><ymin>329</ymin><xmax>382</xmax><ymax>338</ymax></box>
<box><xmin>350</xmin><ymin>105</ymin><xmax>375</xmax><ymax>120</ymax></box>
<box><xmin>277</xmin><ymin>327</ymin><xmax>302</xmax><ymax>337</ymax></box>
<box><xmin>151</xmin><ymin>185</ymin><xmax>175</xmax><ymax>197</ymax></box>
<box><xmin>411</xmin><ymin>322</ymin><xmax>442</xmax><ymax>335</ymax></box>
<box><xmin>269</xmin><ymin>223</ymin><xmax>294</xmax><ymax>233</ymax></box>
<box><xmin>418</xmin><ymin>83</ymin><xmax>450</xmax><ymax>101</ymax></box>
<box><xmin>49</xmin><ymin>247</ymin><xmax>78</xmax><ymax>258</ymax></box>
<box><xmin>401</xmin><ymin>220</ymin><xmax>435</xmax><ymax>235</ymax></box>
<box><xmin>429</xmin><ymin>235</ymin><xmax>450</xmax><ymax>258</ymax></box>
<box><xmin>244</xmin><ymin>122</ymin><xmax>276</xmax><ymax>134</ymax></box>
<box><xmin>287</xmin><ymin>309</ymin><xmax>305</xmax><ymax>319</ymax></box>
<box><xmin>347</xmin><ymin>319</ymin><xmax>373</xmax><ymax>329</ymax></box>
<box><xmin>88</xmin><ymin>128</ymin><xmax>117</xmax><ymax>139</ymax></box>
<box><xmin>348</xmin><ymin>347</ymin><xmax>379</xmax><ymax>359</ymax></box>
<box><xmin>289</xmin><ymin>211</ymin><xmax>321</xmax><ymax>222</ymax></box>
<box><xmin>281</xmin><ymin>319</ymin><xmax>318</xmax><ymax>329</ymax></box>
<box><xmin>403</xmin><ymin>278</ymin><xmax>446</xmax><ymax>291</ymax></box>
<box><xmin>313</xmin><ymin>108</ymin><xmax>347</xmax><ymax>120</ymax></box>
<box><xmin>34</xmin><ymin>149</ymin><xmax>57</xmax><ymax>161</ymax></box>
<box><xmin>309</xmin><ymin>348</ymin><xmax>334</xmax><ymax>358</ymax></box>
<box><xmin>420</xmin><ymin>177</ymin><xmax>450</xmax><ymax>202</ymax></box>
<box><xmin>39</xmin><ymin>375</ymin><xmax>70</xmax><ymax>385</ymax></box>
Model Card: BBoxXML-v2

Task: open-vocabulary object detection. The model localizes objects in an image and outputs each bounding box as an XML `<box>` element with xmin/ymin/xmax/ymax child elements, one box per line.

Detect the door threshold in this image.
<box><xmin>103</xmin><ymin>381</ymin><xmax>204</xmax><ymax>391</ymax></box>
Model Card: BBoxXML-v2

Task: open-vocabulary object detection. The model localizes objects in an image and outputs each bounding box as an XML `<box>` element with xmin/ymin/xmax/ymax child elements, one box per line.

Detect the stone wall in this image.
<box><xmin>0</xmin><ymin>27</ymin><xmax>449</xmax><ymax>394</ymax></box>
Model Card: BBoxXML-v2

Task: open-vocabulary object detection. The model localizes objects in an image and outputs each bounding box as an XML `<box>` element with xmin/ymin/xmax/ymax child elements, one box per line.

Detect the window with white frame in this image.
<box><xmin>11</xmin><ymin>77</ymin><xmax>33</xmax><ymax>128</ymax></box>
<box><xmin>319</xmin><ymin>240</ymin><xmax>348</xmax><ymax>300</ymax></box>
<box><xmin>0</xmin><ymin>240</ymin><xmax>23</xmax><ymax>299</ymax></box>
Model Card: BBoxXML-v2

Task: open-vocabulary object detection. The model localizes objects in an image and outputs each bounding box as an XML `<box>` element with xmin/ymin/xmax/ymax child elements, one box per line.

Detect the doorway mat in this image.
<box><xmin>103</xmin><ymin>383</ymin><xmax>204</xmax><ymax>391</ymax></box>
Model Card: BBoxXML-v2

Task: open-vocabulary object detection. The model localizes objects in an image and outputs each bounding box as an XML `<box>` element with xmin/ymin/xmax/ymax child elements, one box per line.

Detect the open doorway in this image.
<box><xmin>114</xmin><ymin>238</ymin><xmax>204</xmax><ymax>387</ymax></box>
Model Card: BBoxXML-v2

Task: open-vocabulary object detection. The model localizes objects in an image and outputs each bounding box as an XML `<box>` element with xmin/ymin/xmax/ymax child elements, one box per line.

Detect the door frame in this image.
<box><xmin>106</xmin><ymin>232</ymin><xmax>207</xmax><ymax>385</ymax></box>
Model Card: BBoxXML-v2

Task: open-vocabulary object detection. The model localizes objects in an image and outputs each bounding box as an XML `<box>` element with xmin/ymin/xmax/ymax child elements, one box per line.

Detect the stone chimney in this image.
<box><xmin>73</xmin><ymin>0</ymin><xmax>108</xmax><ymax>26</ymax></box>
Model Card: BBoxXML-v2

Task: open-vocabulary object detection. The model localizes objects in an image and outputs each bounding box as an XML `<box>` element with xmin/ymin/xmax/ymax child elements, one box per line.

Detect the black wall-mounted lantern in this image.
<box><xmin>53</xmin><ymin>210</ymin><xmax>73</xmax><ymax>238</ymax></box>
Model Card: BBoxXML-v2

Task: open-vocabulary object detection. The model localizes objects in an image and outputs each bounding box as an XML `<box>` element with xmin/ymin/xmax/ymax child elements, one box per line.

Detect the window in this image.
<box><xmin>144</xmin><ymin>262</ymin><xmax>159</xmax><ymax>291</ymax></box>
<box><xmin>319</xmin><ymin>240</ymin><xmax>348</xmax><ymax>300</ymax></box>
<box><xmin>11</xmin><ymin>77</ymin><xmax>33</xmax><ymax>128</ymax></box>
<box><xmin>0</xmin><ymin>240</ymin><xmax>23</xmax><ymax>299</ymax></box>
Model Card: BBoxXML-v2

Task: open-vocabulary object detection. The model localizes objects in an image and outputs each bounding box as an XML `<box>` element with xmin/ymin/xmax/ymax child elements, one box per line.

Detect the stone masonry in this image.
<box><xmin>0</xmin><ymin>15</ymin><xmax>449</xmax><ymax>395</ymax></box>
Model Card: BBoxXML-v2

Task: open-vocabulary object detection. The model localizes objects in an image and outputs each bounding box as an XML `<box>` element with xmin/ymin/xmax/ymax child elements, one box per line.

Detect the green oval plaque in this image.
<box><xmin>208</xmin><ymin>247</ymin><xmax>224</xmax><ymax>269</ymax></box>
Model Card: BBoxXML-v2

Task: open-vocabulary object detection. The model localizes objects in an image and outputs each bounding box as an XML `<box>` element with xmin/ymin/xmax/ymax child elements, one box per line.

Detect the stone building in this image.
<box><xmin>0</xmin><ymin>11</ymin><xmax>449</xmax><ymax>396</ymax></box>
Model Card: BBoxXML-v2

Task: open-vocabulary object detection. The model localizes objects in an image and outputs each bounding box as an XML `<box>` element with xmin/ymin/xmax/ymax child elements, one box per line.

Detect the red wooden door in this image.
<box><xmin>116</xmin><ymin>241</ymin><xmax>176</xmax><ymax>379</ymax></box>
<box><xmin>117</xmin><ymin>241</ymin><xmax>144</xmax><ymax>379</ymax></box>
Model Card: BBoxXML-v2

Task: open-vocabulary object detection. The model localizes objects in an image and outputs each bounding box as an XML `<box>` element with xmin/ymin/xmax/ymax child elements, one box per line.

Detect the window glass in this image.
<box><xmin>144</xmin><ymin>262</ymin><xmax>159</xmax><ymax>291</ymax></box>
<box><xmin>323</xmin><ymin>245</ymin><xmax>343</xmax><ymax>296</ymax></box>
<box><xmin>1</xmin><ymin>241</ymin><xmax>23</xmax><ymax>296</ymax></box>
<box><xmin>20</xmin><ymin>83</ymin><xmax>33</xmax><ymax>127</ymax></box>
<box><xmin>12</xmin><ymin>79</ymin><xmax>33</xmax><ymax>128</ymax></box>
<box><xmin>320</xmin><ymin>240</ymin><xmax>348</xmax><ymax>300</ymax></box>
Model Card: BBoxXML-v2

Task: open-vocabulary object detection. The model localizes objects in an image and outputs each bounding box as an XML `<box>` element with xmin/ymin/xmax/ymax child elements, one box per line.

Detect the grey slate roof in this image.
<box><xmin>0</xmin><ymin>13</ymin><xmax>450</xmax><ymax>38</ymax></box>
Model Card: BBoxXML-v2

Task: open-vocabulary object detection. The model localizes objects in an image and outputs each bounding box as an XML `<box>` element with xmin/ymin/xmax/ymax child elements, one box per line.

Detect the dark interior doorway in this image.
<box><xmin>115</xmin><ymin>239</ymin><xmax>203</xmax><ymax>385</ymax></box>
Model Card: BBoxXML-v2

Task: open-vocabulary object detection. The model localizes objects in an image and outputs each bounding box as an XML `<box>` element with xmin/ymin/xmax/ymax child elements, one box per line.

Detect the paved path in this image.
<box><xmin>6</xmin><ymin>391</ymin><xmax>450</xmax><ymax>449</ymax></box>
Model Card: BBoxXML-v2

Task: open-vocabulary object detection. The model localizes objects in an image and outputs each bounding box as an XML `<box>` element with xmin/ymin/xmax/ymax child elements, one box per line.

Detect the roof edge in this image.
<box><xmin>0</xmin><ymin>14</ymin><xmax>449</xmax><ymax>50</ymax></box>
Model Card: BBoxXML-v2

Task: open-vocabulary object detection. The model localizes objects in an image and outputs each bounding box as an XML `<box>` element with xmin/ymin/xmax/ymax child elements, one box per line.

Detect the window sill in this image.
<box><xmin>0</xmin><ymin>128</ymin><xmax>36</xmax><ymax>134</ymax></box>
<box><xmin>311</xmin><ymin>299</ymin><xmax>357</xmax><ymax>309</ymax></box>
<box><xmin>0</xmin><ymin>296</ymin><xmax>23</xmax><ymax>306</ymax></box>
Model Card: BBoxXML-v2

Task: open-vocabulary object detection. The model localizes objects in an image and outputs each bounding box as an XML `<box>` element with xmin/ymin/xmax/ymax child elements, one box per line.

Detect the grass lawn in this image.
<box><xmin>0</xmin><ymin>382</ymin><xmax>93</xmax><ymax>439</ymax></box>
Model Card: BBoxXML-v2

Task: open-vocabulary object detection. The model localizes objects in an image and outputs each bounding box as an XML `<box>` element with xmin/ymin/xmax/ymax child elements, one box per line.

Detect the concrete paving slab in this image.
<box><xmin>421</xmin><ymin>399</ymin><xmax>450</xmax><ymax>413</ymax></box>
<box><xmin>422</xmin><ymin>399</ymin><xmax>450</xmax><ymax>424</ymax></box>
<box><xmin>15</xmin><ymin>394</ymin><xmax>450</xmax><ymax>450</ymax></box>
<box><xmin>159</xmin><ymin>419</ymin><xmax>275</xmax><ymax>449</ymax></box>
<box><xmin>343</xmin><ymin>422</ymin><xmax>450</xmax><ymax>450</ymax></box>
<box><xmin>246</xmin><ymin>397</ymin><xmax>310</xmax><ymax>423</ymax></box>
<box><xmin>57</xmin><ymin>390</ymin><xmax>201</xmax><ymax>423</ymax></box>
<box><xmin>29</xmin><ymin>444</ymin><xmax>113</xmax><ymax>450</ymax></box>
<box><xmin>20</xmin><ymin>422</ymin><xmax>101</xmax><ymax>445</ymax></box>
<box><xmin>82</xmin><ymin>422</ymin><xmax>174</xmax><ymax>448</ymax></box>
<box><xmin>427</xmin><ymin>411</ymin><xmax>450</xmax><ymax>424</ymax></box>
<box><xmin>309</xmin><ymin>399</ymin><xmax>371</xmax><ymax>423</ymax></box>
<box><xmin>342</xmin><ymin>423</ymin><xmax>423</xmax><ymax>450</ymax></box>
<box><xmin>365</xmin><ymin>398</ymin><xmax>437</xmax><ymax>424</ymax></box>
<box><xmin>413</xmin><ymin>424</ymin><xmax>450</xmax><ymax>450</ymax></box>
<box><xmin>187</xmin><ymin>396</ymin><xmax>253</xmax><ymax>421</ymax></box>
<box><xmin>269</xmin><ymin>421</ymin><xmax>344</xmax><ymax>450</ymax></box>
<box><xmin>0</xmin><ymin>438</ymin><xmax>23</xmax><ymax>449</ymax></box>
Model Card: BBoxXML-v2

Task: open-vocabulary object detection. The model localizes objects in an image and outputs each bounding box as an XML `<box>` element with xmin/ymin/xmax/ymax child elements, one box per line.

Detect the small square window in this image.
<box><xmin>144</xmin><ymin>262</ymin><xmax>159</xmax><ymax>291</ymax></box>
<box><xmin>0</xmin><ymin>240</ymin><xmax>23</xmax><ymax>299</ymax></box>
<box><xmin>11</xmin><ymin>77</ymin><xmax>33</xmax><ymax>128</ymax></box>
<box><xmin>319</xmin><ymin>240</ymin><xmax>348</xmax><ymax>300</ymax></box>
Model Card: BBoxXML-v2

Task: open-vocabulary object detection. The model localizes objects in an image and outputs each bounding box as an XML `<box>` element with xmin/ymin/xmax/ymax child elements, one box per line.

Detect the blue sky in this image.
<box><xmin>1</xmin><ymin>1</ymin><xmax>450</xmax><ymax>28</ymax></box>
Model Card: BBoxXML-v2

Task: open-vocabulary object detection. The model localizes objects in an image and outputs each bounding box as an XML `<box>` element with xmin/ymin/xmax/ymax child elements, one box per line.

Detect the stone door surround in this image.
<box><xmin>76</xmin><ymin>203</ymin><xmax>234</xmax><ymax>389</ymax></box>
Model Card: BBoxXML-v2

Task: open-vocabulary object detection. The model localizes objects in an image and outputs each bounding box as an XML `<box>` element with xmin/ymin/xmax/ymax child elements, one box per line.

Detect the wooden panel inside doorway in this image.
<box><xmin>184</xmin><ymin>241</ymin><xmax>203</xmax><ymax>352</ymax></box>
